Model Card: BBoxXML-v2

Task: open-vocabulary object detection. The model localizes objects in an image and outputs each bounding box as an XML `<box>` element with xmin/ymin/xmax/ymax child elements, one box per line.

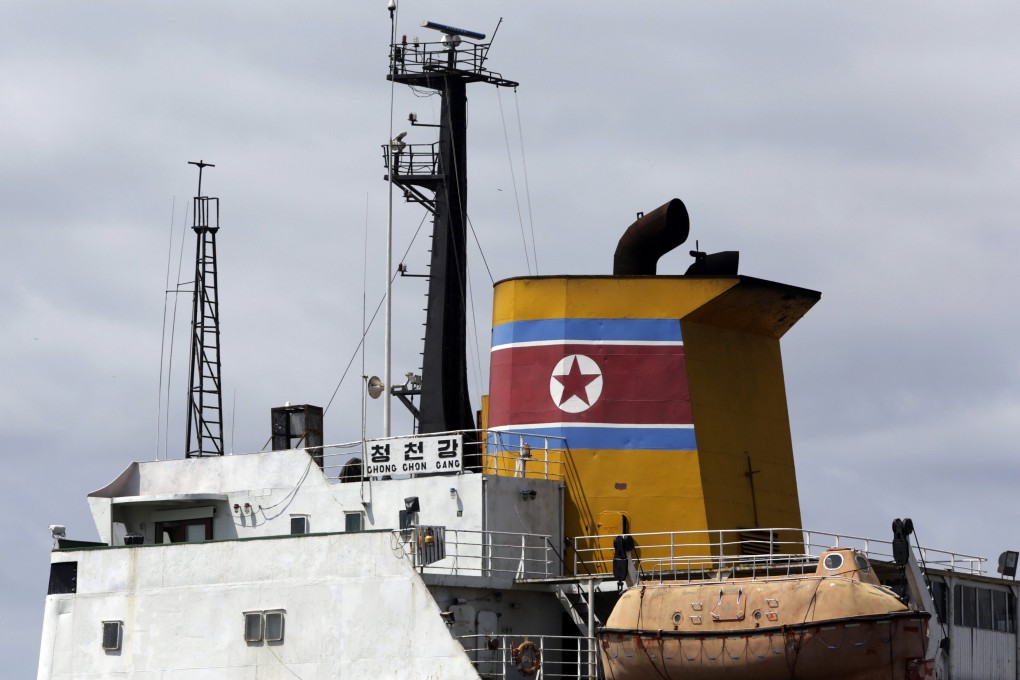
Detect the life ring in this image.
<box><xmin>512</xmin><ymin>640</ymin><xmax>541</xmax><ymax>676</ymax></box>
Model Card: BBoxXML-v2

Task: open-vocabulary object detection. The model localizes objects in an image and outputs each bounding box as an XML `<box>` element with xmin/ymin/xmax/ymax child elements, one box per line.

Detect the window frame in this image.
<box><xmin>102</xmin><ymin>620</ymin><xmax>123</xmax><ymax>652</ymax></box>
<box><xmin>345</xmin><ymin>511</ymin><xmax>365</xmax><ymax>532</ymax></box>
<box><xmin>290</xmin><ymin>515</ymin><xmax>309</xmax><ymax>535</ymax></box>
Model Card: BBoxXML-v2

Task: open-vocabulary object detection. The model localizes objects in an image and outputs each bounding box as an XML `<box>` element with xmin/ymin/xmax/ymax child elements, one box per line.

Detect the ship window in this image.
<box><xmin>48</xmin><ymin>561</ymin><xmax>78</xmax><ymax>595</ymax></box>
<box><xmin>930</xmin><ymin>579</ymin><xmax>948</xmax><ymax>622</ymax></box>
<box><xmin>265</xmin><ymin>611</ymin><xmax>285</xmax><ymax>642</ymax></box>
<box><xmin>244</xmin><ymin>612</ymin><xmax>264</xmax><ymax>642</ymax></box>
<box><xmin>155</xmin><ymin>517</ymin><xmax>212</xmax><ymax>544</ymax></box>
<box><xmin>345</xmin><ymin>512</ymin><xmax>365</xmax><ymax>532</ymax></box>
<box><xmin>992</xmin><ymin>590</ymin><xmax>1015</xmax><ymax>633</ymax></box>
<box><xmin>102</xmin><ymin>621</ymin><xmax>122</xmax><ymax>651</ymax></box>
<box><xmin>823</xmin><ymin>553</ymin><xmax>844</xmax><ymax>570</ymax></box>
<box><xmin>854</xmin><ymin>554</ymin><xmax>870</xmax><ymax>572</ymax></box>
<box><xmin>977</xmin><ymin>588</ymin><xmax>993</xmax><ymax>629</ymax></box>
<box><xmin>954</xmin><ymin>584</ymin><xmax>1013</xmax><ymax>632</ymax></box>
<box><xmin>290</xmin><ymin>515</ymin><xmax>309</xmax><ymax>535</ymax></box>
<box><xmin>244</xmin><ymin>610</ymin><xmax>286</xmax><ymax>643</ymax></box>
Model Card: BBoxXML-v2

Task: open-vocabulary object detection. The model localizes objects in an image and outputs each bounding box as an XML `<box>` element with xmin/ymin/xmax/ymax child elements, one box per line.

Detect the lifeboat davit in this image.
<box><xmin>598</xmin><ymin>548</ymin><xmax>933</xmax><ymax>680</ymax></box>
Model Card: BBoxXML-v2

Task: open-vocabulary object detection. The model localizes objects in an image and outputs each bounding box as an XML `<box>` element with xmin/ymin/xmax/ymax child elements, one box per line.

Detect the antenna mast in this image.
<box><xmin>384</xmin><ymin>20</ymin><xmax>517</xmax><ymax>437</ymax></box>
<box><xmin>184</xmin><ymin>160</ymin><xmax>224</xmax><ymax>458</ymax></box>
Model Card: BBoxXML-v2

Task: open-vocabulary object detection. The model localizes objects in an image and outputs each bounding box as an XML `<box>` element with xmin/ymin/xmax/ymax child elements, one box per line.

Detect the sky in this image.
<box><xmin>3</xmin><ymin>1</ymin><xmax>1019</xmax><ymax>675</ymax></box>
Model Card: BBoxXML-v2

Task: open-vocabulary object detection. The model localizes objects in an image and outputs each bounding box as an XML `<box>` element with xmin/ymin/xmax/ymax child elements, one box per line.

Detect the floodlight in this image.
<box><xmin>998</xmin><ymin>550</ymin><xmax>1019</xmax><ymax>578</ymax></box>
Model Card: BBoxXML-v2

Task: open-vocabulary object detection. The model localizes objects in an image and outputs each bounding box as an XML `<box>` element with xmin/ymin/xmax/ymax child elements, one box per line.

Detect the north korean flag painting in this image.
<box><xmin>488</xmin><ymin>318</ymin><xmax>696</xmax><ymax>451</ymax></box>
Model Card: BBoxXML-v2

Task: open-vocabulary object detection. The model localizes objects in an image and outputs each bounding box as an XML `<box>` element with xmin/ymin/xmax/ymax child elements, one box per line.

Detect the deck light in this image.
<box><xmin>998</xmin><ymin>551</ymin><xmax>1019</xmax><ymax>578</ymax></box>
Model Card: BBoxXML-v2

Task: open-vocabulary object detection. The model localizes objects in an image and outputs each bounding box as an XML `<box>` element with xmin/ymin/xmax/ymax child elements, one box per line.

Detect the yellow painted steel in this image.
<box><xmin>492</xmin><ymin>276</ymin><xmax>739</xmax><ymax>324</ymax></box>
<box><xmin>682</xmin><ymin>320</ymin><xmax>802</xmax><ymax>531</ymax></box>
<box><xmin>488</xmin><ymin>275</ymin><xmax>815</xmax><ymax>574</ymax></box>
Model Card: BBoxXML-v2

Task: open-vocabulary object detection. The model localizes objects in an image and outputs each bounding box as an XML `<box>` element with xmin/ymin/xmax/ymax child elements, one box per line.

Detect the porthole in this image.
<box><xmin>855</xmin><ymin>554</ymin><xmax>870</xmax><ymax>572</ymax></box>
<box><xmin>672</xmin><ymin>612</ymin><xmax>682</xmax><ymax>625</ymax></box>
<box><xmin>753</xmin><ymin>610</ymin><xmax>762</xmax><ymax>620</ymax></box>
<box><xmin>823</xmin><ymin>553</ymin><xmax>844</xmax><ymax>570</ymax></box>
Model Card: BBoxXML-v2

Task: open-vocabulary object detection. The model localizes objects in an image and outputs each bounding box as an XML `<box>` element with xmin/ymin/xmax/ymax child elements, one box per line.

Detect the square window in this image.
<box><xmin>244</xmin><ymin>612</ymin><xmax>264</xmax><ymax>642</ymax></box>
<box><xmin>962</xmin><ymin>586</ymin><xmax>977</xmax><ymax>628</ymax></box>
<box><xmin>345</xmin><ymin>512</ymin><xmax>364</xmax><ymax>532</ymax></box>
<box><xmin>992</xmin><ymin>590</ymin><xmax>1009</xmax><ymax>632</ymax></box>
<box><xmin>102</xmin><ymin>621</ymin><xmax>123</xmax><ymax>651</ymax></box>
<box><xmin>290</xmin><ymin>516</ymin><xmax>309</xmax><ymax>535</ymax></box>
<box><xmin>265</xmin><ymin>611</ymin><xmax>285</xmax><ymax>642</ymax></box>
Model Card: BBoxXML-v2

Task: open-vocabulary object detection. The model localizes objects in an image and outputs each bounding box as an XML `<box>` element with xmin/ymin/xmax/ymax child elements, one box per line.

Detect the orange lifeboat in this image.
<box><xmin>598</xmin><ymin>548</ymin><xmax>932</xmax><ymax>680</ymax></box>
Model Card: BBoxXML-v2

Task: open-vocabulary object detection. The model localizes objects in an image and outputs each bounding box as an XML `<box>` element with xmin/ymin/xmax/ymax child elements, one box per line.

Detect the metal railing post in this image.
<box><xmin>587</xmin><ymin>578</ymin><xmax>596</xmax><ymax>679</ymax></box>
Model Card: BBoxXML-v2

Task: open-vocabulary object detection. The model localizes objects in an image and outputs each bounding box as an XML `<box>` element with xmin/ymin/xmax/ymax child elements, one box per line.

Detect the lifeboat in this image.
<box><xmin>598</xmin><ymin>547</ymin><xmax>933</xmax><ymax>680</ymax></box>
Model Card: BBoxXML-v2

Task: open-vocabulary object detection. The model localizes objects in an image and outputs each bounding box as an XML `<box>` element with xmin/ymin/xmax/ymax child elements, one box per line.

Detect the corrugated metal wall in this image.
<box><xmin>951</xmin><ymin>627</ymin><xmax>1016</xmax><ymax>679</ymax></box>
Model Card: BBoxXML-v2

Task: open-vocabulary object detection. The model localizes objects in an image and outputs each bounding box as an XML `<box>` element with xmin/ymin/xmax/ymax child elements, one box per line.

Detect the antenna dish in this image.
<box><xmin>367</xmin><ymin>376</ymin><xmax>385</xmax><ymax>400</ymax></box>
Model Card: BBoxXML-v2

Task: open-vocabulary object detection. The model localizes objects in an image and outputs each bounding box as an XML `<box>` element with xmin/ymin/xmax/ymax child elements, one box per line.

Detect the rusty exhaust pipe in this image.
<box><xmin>613</xmin><ymin>198</ymin><xmax>690</xmax><ymax>275</ymax></box>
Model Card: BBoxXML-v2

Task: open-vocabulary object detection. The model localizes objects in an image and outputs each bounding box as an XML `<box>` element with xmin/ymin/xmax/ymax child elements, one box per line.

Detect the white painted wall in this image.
<box><xmin>39</xmin><ymin>532</ymin><xmax>482</xmax><ymax>679</ymax></box>
<box><xmin>87</xmin><ymin>450</ymin><xmax>562</xmax><ymax>554</ymax></box>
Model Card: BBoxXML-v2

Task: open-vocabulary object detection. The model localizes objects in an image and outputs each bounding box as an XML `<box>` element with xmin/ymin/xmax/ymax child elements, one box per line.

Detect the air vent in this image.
<box><xmin>739</xmin><ymin>530</ymin><xmax>776</xmax><ymax>556</ymax></box>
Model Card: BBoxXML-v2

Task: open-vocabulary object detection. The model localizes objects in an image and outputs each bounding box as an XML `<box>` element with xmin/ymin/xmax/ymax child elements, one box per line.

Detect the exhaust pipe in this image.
<box><xmin>613</xmin><ymin>198</ymin><xmax>690</xmax><ymax>275</ymax></box>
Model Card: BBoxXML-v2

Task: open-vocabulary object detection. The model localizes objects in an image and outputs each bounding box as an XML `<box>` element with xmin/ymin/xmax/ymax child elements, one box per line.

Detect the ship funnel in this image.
<box><xmin>613</xmin><ymin>198</ymin><xmax>690</xmax><ymax>275</ymax></box>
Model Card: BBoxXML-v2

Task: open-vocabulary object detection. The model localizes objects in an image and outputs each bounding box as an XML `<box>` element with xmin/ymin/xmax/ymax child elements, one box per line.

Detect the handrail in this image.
<box><xmin>389</xmin><ymin>40</ymin><xmax>513</xmax><ymax>85</ymax></box>
<box><xmin>458</xmin><ymin>633</ymin><xmax>599</xmax><ymax>680</ymax></box>
<box><xmin>571</xmin><ymin>527</ymin><xmax>987</xmax><ymax>577</ymax></box>
<box><xmin>392</xmin><ymin>527</ymin><xmax>558</xmax><ymax>580</ymax></box>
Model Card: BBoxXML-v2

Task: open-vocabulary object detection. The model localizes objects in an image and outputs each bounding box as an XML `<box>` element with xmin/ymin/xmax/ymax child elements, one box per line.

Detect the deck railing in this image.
<box><xmin>571</xmin><ymin>527</ymin><xmax>987</xmax><ymax>578</ymax></box>
<box><xmin>392</xmin><ymin>526</ymin><xmax>558</xmax><ymax>580</ymax></box>
<box><xmin>458</xmin><ymin>633</ymin><xmax>599</xmax><ymax>680</ymax></box>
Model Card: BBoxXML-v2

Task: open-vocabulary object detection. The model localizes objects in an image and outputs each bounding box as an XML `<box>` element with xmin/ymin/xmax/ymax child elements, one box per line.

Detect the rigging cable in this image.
<box><xmin>513</xmin><ymin>89</ymin><xmax>539</xmax><ymax>273</ymax></box>
<box><xmin>360</xmin><ymin>192</ymin><xmax>371</xmax><ymax>502</ymax></box>
<box><xmin>496</xmin><ymin>87</ymin><xmax>532</xmax><ymax>275</ymax></box>
<box><xmin>910</xmin><ymin>525</ymin><xmax>950</xmax><ymax>655</ymax></box>
<box><xmin>156</xmin><ymin>196</ymin><xmax>176</xmax><ymax>460</ymax></box>
<box><xmin>322</xmin><ymin>211</ymin><xmax>430</xmax><ymax>417</ymax></box>
<box><xmin>464</xmin><ymin>260</ymin><xmax>485</xmax><ymax>400</ymax></box>
<box><xmin>163</xmin><ymin>200</ymin><xmax>192</xmax><ymax>460</ymax></box>
<box><xmin>466</xmin><ymin>214</ymin><xmax>495</xmax><ymax>284</ymax></box>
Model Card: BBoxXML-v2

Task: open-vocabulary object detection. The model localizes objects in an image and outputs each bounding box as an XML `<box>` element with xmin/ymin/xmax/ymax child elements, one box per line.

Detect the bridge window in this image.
<box><xmin>955</xmin><ymin>584</ymin><xmax>1015</xmax><ymax>633</ymax></box>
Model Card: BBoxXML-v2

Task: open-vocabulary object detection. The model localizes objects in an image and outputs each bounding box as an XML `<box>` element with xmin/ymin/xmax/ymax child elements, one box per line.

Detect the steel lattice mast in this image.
<box><xmin>184</xmin><ymin>160</ymin><xmax>224</xmax><ymax>457</ymax></box>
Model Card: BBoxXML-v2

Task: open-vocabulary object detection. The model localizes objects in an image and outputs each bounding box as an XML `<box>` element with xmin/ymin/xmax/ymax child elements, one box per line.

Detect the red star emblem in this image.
<box><xmin>553</xmin><ymin>356</ymin><xmax>599</xmax><ymax>407</ymax></box>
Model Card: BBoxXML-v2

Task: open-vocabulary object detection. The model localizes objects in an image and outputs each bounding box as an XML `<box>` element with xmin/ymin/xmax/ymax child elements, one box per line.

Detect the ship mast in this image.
<box><xmin>385</xmin><ymin>20</ymin><xmax>517</xmax><ymax>436</ymax></box>
<box><xmin>184</xmin><ymin>160</ymin><xmax>224</xmax><ymax>457</ymax></box>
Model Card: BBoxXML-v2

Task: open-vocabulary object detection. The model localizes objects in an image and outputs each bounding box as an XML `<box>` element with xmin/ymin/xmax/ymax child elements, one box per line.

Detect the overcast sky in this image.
<box><xmin>3</xmin><ymin>1</ymin><xmax>1019</xmax><ymax>674</ymax></box>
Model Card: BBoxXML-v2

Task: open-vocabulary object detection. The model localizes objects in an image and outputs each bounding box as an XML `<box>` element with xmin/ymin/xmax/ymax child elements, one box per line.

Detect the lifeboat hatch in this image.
<box><xmin>711</xmin><ymin>587</ymin><xmax>745</xmax><ymax>622</ymax></box>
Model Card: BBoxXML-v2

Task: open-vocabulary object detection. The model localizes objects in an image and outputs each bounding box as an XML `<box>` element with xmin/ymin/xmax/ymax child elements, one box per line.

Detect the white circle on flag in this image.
<box><xmin>549</xmin><ymin>354</ymin><xmax>603</xmax><ymax>413</ymax></box>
